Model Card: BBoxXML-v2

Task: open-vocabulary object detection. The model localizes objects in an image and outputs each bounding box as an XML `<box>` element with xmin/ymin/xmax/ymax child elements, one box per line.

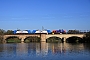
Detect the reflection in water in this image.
<box><xmin>40</xmin><ymin>42</ymin><xmax>48</xmax><ymax>55</ymax></box>
<box><xmin>16</xmin><ymin>43</ymin><xmax>28</xmax><ymax>56</ymax></box>
<box><xmin>0</xmin><ymin>42</ymin><xmax>90</xmax><ymax>60</ymax></box>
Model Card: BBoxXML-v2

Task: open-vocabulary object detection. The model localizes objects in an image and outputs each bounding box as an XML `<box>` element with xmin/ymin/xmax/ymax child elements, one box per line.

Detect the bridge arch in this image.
<box><xmin>5</xmin><ymin>36</ymin><xmax>21</xmax><ymax>43</ymax></box>
<box><xmin>66</xmin><ymin>36</ymin><xmax>83</xmax><ymax>43</ymax></box>
<box><xmin>46</xmin><ymin>36</ymin><xmax>62</xmax><ymax>43</ymax></box>
<box><xmin>24</xmin><ymin>36</ymin><xmax>40</xmax><ymax>42</ymax></box>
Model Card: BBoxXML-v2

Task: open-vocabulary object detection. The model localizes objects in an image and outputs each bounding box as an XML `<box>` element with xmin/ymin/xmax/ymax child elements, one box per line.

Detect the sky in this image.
<box><xmin>0</xmin><ymin>0</ymin><xmax>90</xmax><ymax>31</ymax></box>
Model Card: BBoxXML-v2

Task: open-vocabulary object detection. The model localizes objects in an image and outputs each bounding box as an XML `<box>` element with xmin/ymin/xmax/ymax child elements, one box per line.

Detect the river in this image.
<box><xmin>0</xmin><ymin>42</ymin><xmax>90</xmax><ymax>60</ymax></box>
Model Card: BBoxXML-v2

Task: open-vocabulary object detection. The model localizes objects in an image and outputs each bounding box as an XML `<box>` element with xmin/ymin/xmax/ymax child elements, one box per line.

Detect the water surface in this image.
<box><xmin>0</xmin><ymin>42</ymin><xmax>90</xmax><ymax>60</ymax></box>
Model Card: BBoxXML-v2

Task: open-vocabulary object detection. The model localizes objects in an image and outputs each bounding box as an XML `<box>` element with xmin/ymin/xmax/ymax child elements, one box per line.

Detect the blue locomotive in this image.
<box><xmin>13</xmin><ymin>30</ymin><xmax>31</xmax><ymax>34</ymax></box>
<box><xmin>13</xmin><ymin>30</ymin><xmax>52</xmax><ymax>34</ymax></box>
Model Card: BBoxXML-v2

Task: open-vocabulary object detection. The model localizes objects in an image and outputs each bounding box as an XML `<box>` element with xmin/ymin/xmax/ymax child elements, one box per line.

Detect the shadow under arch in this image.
<box><xmin>5</xmin><ymin>36</ymin><xmax>21</xmax><ymax>43</ymax></box>
<box><xmin>24</xmin><ymin>36</ymin><xmax>40</xmax><ymax>43</ymax></box>
<box><xmin>46</xmin><ymin>36</ymin><xmax>62</xmax><ymax>43</ymax></box>
<box><xmin>66</xmin><ymin>36</ymin><xmax>83</xmax><ymax>43</ymax></box>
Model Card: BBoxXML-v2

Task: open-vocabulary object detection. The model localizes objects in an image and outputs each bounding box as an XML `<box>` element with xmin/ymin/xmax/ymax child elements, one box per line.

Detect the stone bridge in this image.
<box><xmin>46</xmin><ymin>34</ymin><xmax>85</xmax><ymax>41</ymax></box>
<box><xmin>3</xmin><ymin>34</ymin><xmax>40</xmax><ymax>42</ymax></box>
<box><xmin>3</xmin><ymin>34</ymin><xmax>85</xmax><ymax>42</ymax></box>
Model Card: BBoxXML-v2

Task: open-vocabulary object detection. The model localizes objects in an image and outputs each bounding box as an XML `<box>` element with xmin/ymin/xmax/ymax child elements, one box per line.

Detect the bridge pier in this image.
<box><xmin>21</xmin><ymin>38</ymin><xmax>24</xmax><ymax>42</ymax></box>
<box><xmin>40</xmin><ymin>34</ymin><xmax>46</xmax><ymax>42</ymax></box>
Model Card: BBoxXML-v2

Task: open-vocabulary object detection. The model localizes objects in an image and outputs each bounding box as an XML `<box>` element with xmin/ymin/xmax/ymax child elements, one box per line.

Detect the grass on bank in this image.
<box><xmin>7</xmin><ymin>39</ymin><xmax>21</xmax><ymax>43</ymax></box>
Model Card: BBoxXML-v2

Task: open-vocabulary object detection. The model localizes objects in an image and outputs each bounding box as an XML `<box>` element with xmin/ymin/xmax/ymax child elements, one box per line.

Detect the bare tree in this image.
<box><xmin>0</xmin><ymin>29</ymin><xmax>6</xmax><ymax>42</ymax></box>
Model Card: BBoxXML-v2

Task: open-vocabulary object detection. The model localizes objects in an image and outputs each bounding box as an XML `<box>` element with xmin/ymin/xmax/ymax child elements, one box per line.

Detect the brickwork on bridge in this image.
<box><xmin>3</xmin><ymin>34</ymin><xmax>85</xmax><ymax>42</ymax></box>
<box><xmin>3</xmin><ymin>34</ymin><xmax>40</xmax><ymax>42</ymax></box>
<box><xmin>46</xmin><ymin>34</ymin><xmax>85</xmax><ymax>42</ymax></box>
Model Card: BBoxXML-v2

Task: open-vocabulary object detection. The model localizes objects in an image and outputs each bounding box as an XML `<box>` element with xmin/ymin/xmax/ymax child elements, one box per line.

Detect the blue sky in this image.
<box><xmin>0</xmin><ymin>0</ymin><xmax>90</xmax><ymax>31</ymax></box>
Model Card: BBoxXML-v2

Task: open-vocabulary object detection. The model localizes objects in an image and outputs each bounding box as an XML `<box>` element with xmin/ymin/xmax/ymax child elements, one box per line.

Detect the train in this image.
<box><xmin>52</xmin><ymin>29</ymin><xmax>66</xmax><ymax>34</ymax></box>
<box><xmin>13</xmin><ymin>29</ymin><xmax>66</xmax><ymax>34</ymax></box>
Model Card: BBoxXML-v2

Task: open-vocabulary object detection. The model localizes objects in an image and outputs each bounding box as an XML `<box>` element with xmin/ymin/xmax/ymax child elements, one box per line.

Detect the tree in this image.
<box><xmin>0</xmin><ymin>29</ymin><xmax>6</xmax><ymax>42</ymax></box>
<box><xmin>5</xmin><ymin>30</ymin><xmax>13</xmax><ymax>34</ymax></box>
<box><xmin>0</xmin><ymin>29</ymin><xmax>6</xmax><ymax>35</ymax></box>
<box><xmin>67</xmin><ymin>30</ymin><xmax>80</xmax><ymax>34</ymax></box>
<box><xmin>86</xmin><ymin>32</ymin><xmax>90</xmax><ymax>37</ymax></box>
<box><xmin>83</xmin><ymin>32</ymin><xmax>90</xmax><ymax>43</ymax></box>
